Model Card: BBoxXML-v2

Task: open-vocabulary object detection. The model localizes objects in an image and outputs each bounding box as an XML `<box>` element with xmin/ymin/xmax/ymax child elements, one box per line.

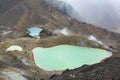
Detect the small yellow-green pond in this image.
<box><xmin>32</xmin><ymin>45</ymin><xmax>112</xmax><ymax>71</ymax></box>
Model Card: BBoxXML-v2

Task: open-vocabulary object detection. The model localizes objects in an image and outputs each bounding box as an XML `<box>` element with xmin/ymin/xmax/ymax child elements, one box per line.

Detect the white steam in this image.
<box><xmin>47</xmin><ymin>0</ymin><xmax>120</xmax><ymax>29</ymax></box>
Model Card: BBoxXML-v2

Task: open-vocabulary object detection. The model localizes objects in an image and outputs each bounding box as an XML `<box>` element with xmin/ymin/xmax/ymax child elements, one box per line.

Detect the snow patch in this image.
<box><xmin>88</xmin><ymin>35</ymin><xmax>103</xmax><ymax>45</ymax></box>
<box><xmin>88</xmin><ymin>35</ymin><xmax>116</xmax><ymax>51</ymax></box>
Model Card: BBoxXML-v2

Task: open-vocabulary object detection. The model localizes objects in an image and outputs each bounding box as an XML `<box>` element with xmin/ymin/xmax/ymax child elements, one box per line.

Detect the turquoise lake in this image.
<box><xmin>27</xmin><ymin>27</ymin><xmax>43</xmax><ymax>36</ymax></box>
<box><xmin>32</xmin><ymin>45</ymin><xmax>112</xmax><ymax>71</ymax></box>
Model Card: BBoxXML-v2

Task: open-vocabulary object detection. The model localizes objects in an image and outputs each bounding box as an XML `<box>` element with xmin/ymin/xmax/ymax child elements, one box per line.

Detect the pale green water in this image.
<box><xmin>32</xmin><ymin>45</ymin><xmax>112</xmax><ymax>71</ymax></box>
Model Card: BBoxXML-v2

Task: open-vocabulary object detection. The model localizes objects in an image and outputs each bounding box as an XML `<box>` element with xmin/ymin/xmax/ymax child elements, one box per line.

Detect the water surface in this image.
<box><xmin>27</xmin><ymin>27</ymin><xmax>43</xmax><ymax>37</ymax></box>
<box><xmin>33</xmin><ymin>45</ymin><xmax>112</xmax><ymax>71</ymax></box>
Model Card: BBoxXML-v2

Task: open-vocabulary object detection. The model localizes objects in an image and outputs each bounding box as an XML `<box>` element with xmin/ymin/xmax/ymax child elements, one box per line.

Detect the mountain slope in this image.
<box><xmin>0</xmin><ymin>0</ymin><xmax>119</xmax><ymax>50</ymax></box>
<box><xmin>0</xmin><ymin>0</ymin><xmax>120</xmax><ymax>80</ymax></box>
<box><xmin>0</xmin><ymin>0</ymin><xmax>25</xmax><ymax>26</ymax></box>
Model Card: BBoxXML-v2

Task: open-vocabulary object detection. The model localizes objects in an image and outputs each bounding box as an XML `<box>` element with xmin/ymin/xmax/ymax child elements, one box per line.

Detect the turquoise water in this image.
<box><xmin>27</xmin><ymin>27</ymin><xmax>43</xmax><ymax>36</ymax></box>
<box><xmin>32</xmin><ymin>45</ymin><xmax>112</xmax><ymax>71</ymax></box>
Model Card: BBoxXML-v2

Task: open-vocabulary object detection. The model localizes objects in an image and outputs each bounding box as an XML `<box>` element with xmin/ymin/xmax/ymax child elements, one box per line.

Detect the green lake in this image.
<box><xmin>32</xmin><ymin>45</ymin><xmax>112</xmax><ymax>71</ymax></box>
